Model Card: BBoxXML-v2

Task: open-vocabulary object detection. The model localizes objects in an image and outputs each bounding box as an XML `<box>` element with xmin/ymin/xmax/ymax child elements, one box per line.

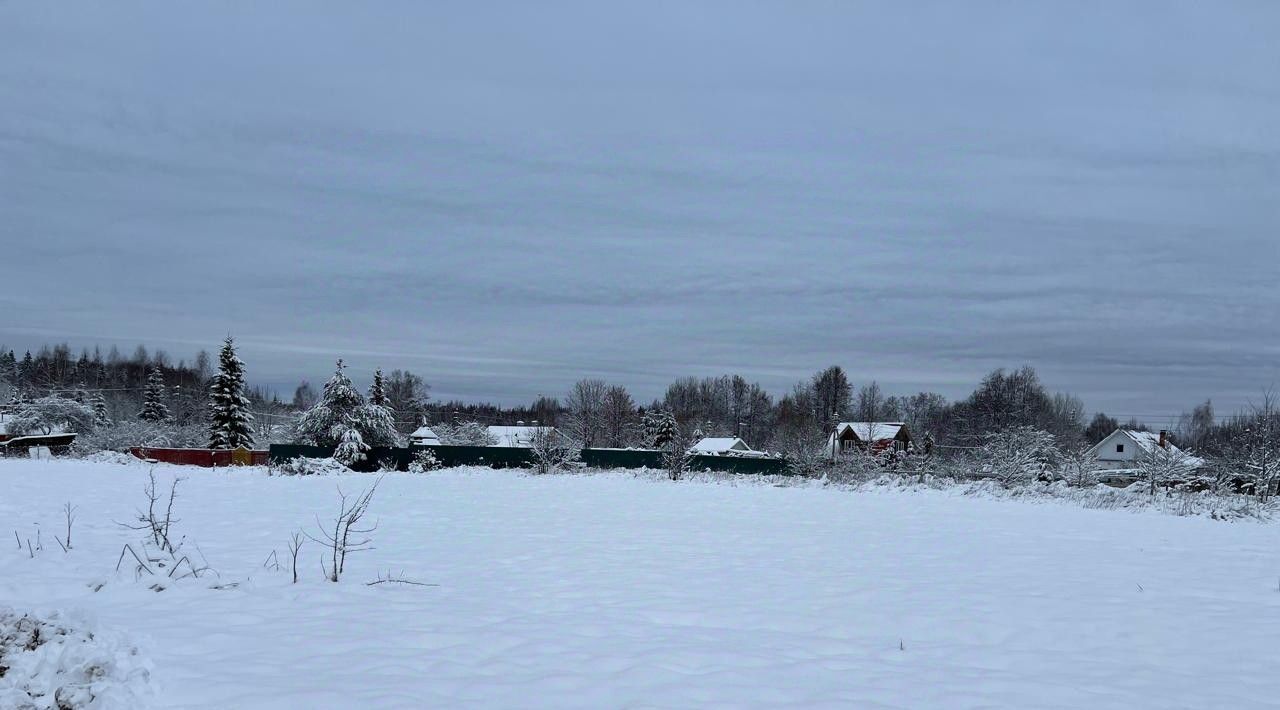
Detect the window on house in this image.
<box><xmin>1116</xmin><ymin>444</ymin><xmax>1124</xmax><ymax>453</ymax></box>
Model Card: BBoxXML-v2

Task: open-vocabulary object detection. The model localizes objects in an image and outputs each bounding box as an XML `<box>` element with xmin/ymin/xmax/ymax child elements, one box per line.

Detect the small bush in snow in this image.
<box><xmin>407</xmin><ymin>449</ymin><xmax>440</xmax><ymax>473</ymax></box>
<box><xmin>1056</xmin><ymin>444</ymin><xmax>1099</xmax><ymax>487</ymax></box>
<box><xmin>273</xmin><ymin>457</ymin><xmax>350</xmax><ymax>476</ymax></box>
<box><xmin>663</xmin><ymin>426</ymin><xmax>697</xmax><ymax>481</ymax></box>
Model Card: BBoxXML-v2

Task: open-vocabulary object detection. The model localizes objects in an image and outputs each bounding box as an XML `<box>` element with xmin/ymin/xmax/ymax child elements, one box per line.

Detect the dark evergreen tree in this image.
<box><xmin>139</xmin><ymin>366</ymin><xmax>170</xmax><ymax>422</ymax></box>
<box><xmin>369</xmin><ymin>368</ymin><xmax>388</xmax><ymax>408</ymax></box>
<box><xmin>642</xmin><ymin>409</ymin><xmax>677</xmax><ymax>448</ymax></box>
<box><xmin>208</xmin><ymin>337</ymin><xmax>255</xmax><ymax>449</ymax></box>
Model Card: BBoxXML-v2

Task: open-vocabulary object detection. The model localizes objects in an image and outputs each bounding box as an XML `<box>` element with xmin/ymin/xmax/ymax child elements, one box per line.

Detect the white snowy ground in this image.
<box><xmin>2</xmin><ymin>459</ymin><xmax>1280</xmax><ymax>709</ymax></box>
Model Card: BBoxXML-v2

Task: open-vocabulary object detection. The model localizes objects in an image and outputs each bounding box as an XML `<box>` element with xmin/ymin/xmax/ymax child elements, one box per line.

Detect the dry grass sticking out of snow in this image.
<box><xmin>3</xmin><ymin>458</ymin><xmax>1280</xmax><ymax>709</ymax></box>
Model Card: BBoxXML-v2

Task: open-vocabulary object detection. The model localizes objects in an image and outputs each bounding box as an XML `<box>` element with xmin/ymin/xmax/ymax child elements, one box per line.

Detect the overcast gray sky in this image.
<box><xmin>2</xmin><ymin>1</ymin><xmax>1277</xmax><ymax>420</ymax></box>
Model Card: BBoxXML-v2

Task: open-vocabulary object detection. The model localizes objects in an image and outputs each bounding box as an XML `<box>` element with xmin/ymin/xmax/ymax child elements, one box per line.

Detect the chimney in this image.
<box><xmin>1158</xmin><ymin>430</ymin><xmax>1168</xmax><ymax>448</ymax></box>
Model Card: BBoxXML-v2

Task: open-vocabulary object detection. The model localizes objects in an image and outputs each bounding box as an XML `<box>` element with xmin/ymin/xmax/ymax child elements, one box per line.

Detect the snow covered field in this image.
<box><xmin>3</xmin><ymin>459</ymin><xmax>1280</xmax><ymax>709</ymax></box>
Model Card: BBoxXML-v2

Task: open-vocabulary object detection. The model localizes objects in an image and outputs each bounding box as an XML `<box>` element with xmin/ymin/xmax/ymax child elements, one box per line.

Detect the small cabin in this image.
<box><xmin>829</xmin><ymin>422</ymin><xmax>911</xmax><ymax>457</ymax></box>
<box><xmin>690</xmin><ymin>437</ymin><xmax>764</xmax><ymax>457</ymax></box>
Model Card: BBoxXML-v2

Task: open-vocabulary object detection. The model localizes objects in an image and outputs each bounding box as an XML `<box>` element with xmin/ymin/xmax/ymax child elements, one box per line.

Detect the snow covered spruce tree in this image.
<box><xmin>294</xmin><ymin>360</ymin><xmax>399</xmax><ymax>464</ymax></box>
<box><xmin>90</xmin><ymin>391</ymin><xmax>112</xmax><ymax>427</ymax></box>
<box><xmin>139</xmin><ymin>365</ymin><xmax>170</xmax><ymax>422</ymax></box>
<box><xmin>642</xmin><ymin>409</ymin><xmax>676</xmax><ymax>449</ymax></box>
<box><xmin>208</xmin><ymin>336</ymin><xmax>255</xmax><ymax>449</ymax></box>
<box><xmin>369</xmin><ymin>368</ymin><xmax>388</xmax><ymax>408</ymax></box>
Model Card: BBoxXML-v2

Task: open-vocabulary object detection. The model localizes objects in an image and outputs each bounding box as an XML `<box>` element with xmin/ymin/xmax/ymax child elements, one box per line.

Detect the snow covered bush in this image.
<box><xmin>407</xmin><ymin>449</ymin><xmax>440</xmax><ymax>473</ymax></box>
<box><xmin>830</xmin><ymin>445</ymin><xmax>892</xmax><ymax>484</ymax></box>
<box><xmin>434</xmin><ymin>421</ymin><xmax>496</xmax><ymax>446</ymax></box>
<box><xmin>0</xmin><ymin>609</ymin><xmax>153</xmax><ymax>709</ymax></box>
<box><xmin>979</xmin><ymin>426</ymin><xmax>1057</xmax><ymax>486</ymax></box>
<box><xmin>663</xmin><ymin>425</ymin><xmax>697</xmax><ymax>481</ymax></box>
<box><xmin>1134</xmin><ymin>444</ymin><xmax>1197</xmax><ymax>495</ymax></box>
<box><xmin>1056</xmin><ymin>444</ymin><xmax>1099</xmax><ymax>487</ymax></box>
<box><xmin>273</xmin><ymin>457</ymin><xmax>350</xmax><ymax>476</ymax></box>
<box><xmin>7</xmin><ymin>396</ymin><xmax>96</xmax><ymax>436</ymax></box>
<box><xmin>73</xmin><ymin>421</ymin><xmax>207</xmax><ymax>454</ymax></box>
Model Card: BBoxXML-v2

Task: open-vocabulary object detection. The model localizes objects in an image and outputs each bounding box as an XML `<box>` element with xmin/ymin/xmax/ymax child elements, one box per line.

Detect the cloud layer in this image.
<box><xmin>2</xmin><ymin>2</ymin><xmax>1278</xmax><ymax>419</ymax></box>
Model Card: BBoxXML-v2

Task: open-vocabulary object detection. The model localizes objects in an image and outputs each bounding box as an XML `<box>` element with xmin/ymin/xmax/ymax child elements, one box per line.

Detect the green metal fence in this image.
<box><xmin>268</xmin><ymin>444</ymin><xmax>791</xmax><ymax>476</ymax></box>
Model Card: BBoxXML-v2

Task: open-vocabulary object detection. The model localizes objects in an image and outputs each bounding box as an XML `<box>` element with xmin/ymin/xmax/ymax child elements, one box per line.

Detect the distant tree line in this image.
<box><xmin>6</xmin><ymin>340</ymin><xmax>1280</xmax><ymax>497</ymax></box>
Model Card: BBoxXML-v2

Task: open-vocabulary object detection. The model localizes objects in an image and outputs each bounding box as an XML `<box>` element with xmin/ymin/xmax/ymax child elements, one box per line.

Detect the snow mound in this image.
<box><xmin>73</xmin><ymin>451</ymin><xmax>143</xmax><ymax>467</ymax></box>
<box><xmin>0</xmin><ymin>609</ymin><xmax>153</xmax><ymax>709</ymax></box>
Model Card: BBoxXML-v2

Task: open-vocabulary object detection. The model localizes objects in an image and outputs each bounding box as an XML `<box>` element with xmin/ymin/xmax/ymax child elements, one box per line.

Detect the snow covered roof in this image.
<box><xmin>487</xmin><ymin>425</ymin><xmax>562</xmax><ymax>448</ymax></box>
<box><xmin>691</xmin><ymin>437</ymin><xmax>752</xmax><ymax>455</ymax></box>
<box><xmin>409</xmin><ymin>426</ymin><xmax>440</xmax><ymax>441</ymax></box>
<box><xmin>835</xmin><ymin>422</ymin><xmax>905</xmax><ymax>442</ymax></box>
<box><xmin>1087</xmin><ymin>429</ymin><xmax>1204</xmax><ymax>467</ymax></box>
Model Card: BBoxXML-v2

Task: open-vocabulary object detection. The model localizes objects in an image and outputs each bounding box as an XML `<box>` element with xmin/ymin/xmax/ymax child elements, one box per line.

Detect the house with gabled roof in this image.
<box><xmin>1086</xmin><ymin>429</ymin><xmax>1203</xmax><ymax>470</ymax></box>
<box><xmin>690</xmin><ymin>437</ymin><xmax>766</xmax><ymax>457</ymax></box>
<box><xmin>828</xmin><ymin>421</ymin><xmax>912</xmax><ymax>457</ymax></box>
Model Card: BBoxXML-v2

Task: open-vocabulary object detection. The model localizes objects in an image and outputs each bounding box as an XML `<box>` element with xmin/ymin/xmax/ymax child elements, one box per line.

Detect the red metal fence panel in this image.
<box><xmin>128</xmin><ymin>447</ymin><xmax>269</xmax><ymax>468</ymax></box>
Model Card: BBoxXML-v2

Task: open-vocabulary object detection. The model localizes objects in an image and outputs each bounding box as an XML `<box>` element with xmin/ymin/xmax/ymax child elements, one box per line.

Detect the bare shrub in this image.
<box><xmin>309</xmin><ymin>478</ymin><xmax>381</xmax><ymax>582</ymax></box>
<box><xmin>287</xmin><ymin>531</ymin><xmax>305</xmax><ymax>584</ymax></box>
<box><xmin>114</xmin><ymin>470</ymin><xmax>209</xmax><ymax>581</ymax></box>
<box><xmin>530</xmin><ymin>427</ymin><xmax>578</xmax><ymax>474</ymax></box>
<box><xmin>1057</xmin><ymin>445</ymin><xmax>1099</xmax><ymax>487</ymax></box>
<box><xmin>663</xmin><ymin>426</ymin><xmax>696</xmax><ymax>481</ymax></box>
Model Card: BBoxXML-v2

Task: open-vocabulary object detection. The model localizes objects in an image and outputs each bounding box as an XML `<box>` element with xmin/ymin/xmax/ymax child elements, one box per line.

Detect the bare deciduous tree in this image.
<box><xmin>1135</xmin><ymin>442</ymin><xmax>1195</xmax><ymax>496</ymax></box>
<box><xmin>287</xmin><ymin>531</ymin><xmax>305</xmax><ymax>584</ymax></box>
<box><xmin>56</xmin><ymin>502</ymin><xmax>76</xmax><ymax>552</ymax></box>
<box><xmin>601</xmin><ymin>385</ymin><xmax>637</xmax><ymax>448</ymax></box>
<box><xmin>1235</xmin><ymin>389</ymin><xmax>1280</xmax><ymax>499</ymax></box>
<box><xmin>564</xmin><ymin>379</ymin><xmax>608</xmax><ymax>448</ymax></box>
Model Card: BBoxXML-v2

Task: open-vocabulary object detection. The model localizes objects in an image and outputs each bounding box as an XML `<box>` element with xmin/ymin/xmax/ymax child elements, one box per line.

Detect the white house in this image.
<box><xmin>486</xmin><ymin>425</ymin><xmax>569</xmax><ymax>448</ymax></box>
<box><xmin>408</xmin><ymin>426</ymin><xmax>441</xmax><ymax>446</ymax></box>
<box><xmin>690</xmin><ymin>437</ymin><xmax>765</xmax><ymax>457</ymax></box>
<box><xmin>1086</xmin><ymin>429</ymin><xmax>1202</xmax><ymax>470</ymax></box>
